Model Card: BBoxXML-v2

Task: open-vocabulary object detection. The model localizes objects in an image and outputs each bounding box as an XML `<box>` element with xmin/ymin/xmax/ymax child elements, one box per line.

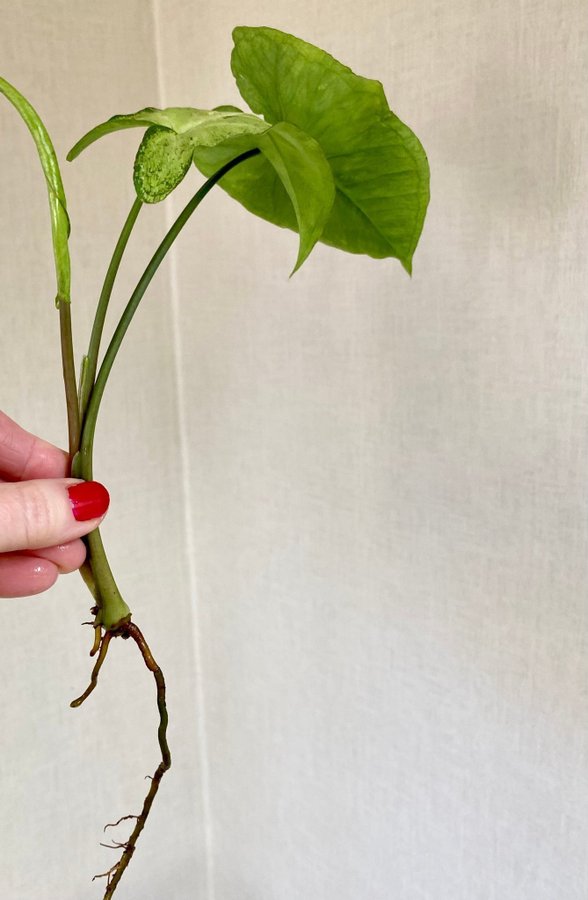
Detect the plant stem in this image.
<box><xmin>78</xmin><ymin>198</ymin><xmax>143</xmax><ymax>423</ymax></box>
<box><xmin>85</xmin><ymin>528</ymin><xmax>131</xmax><ymax>631</ymax></box>
<box><xmin>76</xmin><ymin>147</ymin><xmax>260</xmax><ymax>482</ymax></box>
<box><xmin>58</xmin><ymin>296</ymin><xmax>80</xmax><ymax>459</ymax></box>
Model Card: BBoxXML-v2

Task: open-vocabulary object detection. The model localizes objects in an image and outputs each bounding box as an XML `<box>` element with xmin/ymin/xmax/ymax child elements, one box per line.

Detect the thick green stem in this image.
<box><xmin>78</xmin><ymin>198</ymin><xmax>143</xmax><ymax>422</ymax></box>
<box><xmin>86</xmin><ymin>529</ymin><xmax>131</xmax><ymax>630</ymax></box>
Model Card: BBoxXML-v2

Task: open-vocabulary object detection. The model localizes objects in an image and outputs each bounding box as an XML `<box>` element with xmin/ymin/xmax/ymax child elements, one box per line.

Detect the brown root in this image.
<box><xmin>92</xmin><ymin>862</ymin><xmax>120</xmax><ymax>887</ymax></box>
<box><xmin>104</xmin><ymin>814</ymin><xmax>138</xmax><ymax>832</ymax></box>
<box><xmin>72</xmin><ymin>619</ymin><xmax>171</xmax><ymax>899</ymax></box>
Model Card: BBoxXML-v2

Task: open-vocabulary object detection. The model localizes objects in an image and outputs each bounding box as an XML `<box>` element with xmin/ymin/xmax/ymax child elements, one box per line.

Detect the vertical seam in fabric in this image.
<box><xmin>150</xmin><ymin>3</ymin><xmax>215</xmax><ymax>898</ymax></box>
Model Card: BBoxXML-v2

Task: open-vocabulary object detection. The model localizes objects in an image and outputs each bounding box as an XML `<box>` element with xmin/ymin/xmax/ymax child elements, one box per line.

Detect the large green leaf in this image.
<box><xmin>218</xmin><ymin>26</ymin><xmax>430</xmax><ymax>272</ymax></box>
<box><xmin>0</xmin><ymin>76</ymin><xmax>71</xmax><ymax>302</ymax></box>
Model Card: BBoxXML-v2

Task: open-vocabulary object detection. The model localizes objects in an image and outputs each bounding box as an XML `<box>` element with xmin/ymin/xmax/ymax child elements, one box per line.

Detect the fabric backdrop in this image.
<box><xmin>0</xmin><ymin>1</ymin><xmax>586</xmax><ymax>898</ymax></box>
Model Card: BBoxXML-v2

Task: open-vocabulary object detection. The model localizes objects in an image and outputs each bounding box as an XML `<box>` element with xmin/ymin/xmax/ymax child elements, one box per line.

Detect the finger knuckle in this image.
<box><xmin>19</xmin><ymin>482</ymin><xmax>55</xmax><ymax>547</ymax></box>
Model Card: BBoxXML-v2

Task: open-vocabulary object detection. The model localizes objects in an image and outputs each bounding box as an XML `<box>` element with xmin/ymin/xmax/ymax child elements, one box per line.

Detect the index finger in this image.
<box><xmin>0</xmin><ymin>411</ymin><xmax>68</xmax><ymax>481</ymax></box>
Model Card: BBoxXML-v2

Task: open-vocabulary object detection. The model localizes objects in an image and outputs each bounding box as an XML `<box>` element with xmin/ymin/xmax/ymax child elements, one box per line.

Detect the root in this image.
<box><xmin>70</xmin><ymin>631</ymin><xmax>112</xmax><ymax>707</ymax></box>
<box><xmin>72</xmin><ymin>619</ymin><xmax>171</xmax><ymax>899</ymax></box>
<box><xmin>104</xmin><ymin>814</ymin><xmax>138</xmax><ymax>832</ymax></box>
<box><xmin>92</xmin><ymin>862</ymin><xmax>120</xmax><ymax>887</ymax></box>
<box><xmin>97</xmin><ymin>621</ymin><xmax>171</xmax><ymax>899</ymax></box>
<box><xmin>125</xmin><ymin>622</ymin><xmax>171</xmax><ymax>769</ymax></box>
<box><xmin>101</xmin><ymin>760</ymin><xmax>168</xmax><ymax>899</ymax></box>
<box><xmin>71</xmin><ymin>614</ymin><xmax>170</xmax><ymax>897</ymax></box>
<box><xmin>90</xmin><ymin>624</ymin><xmax>102</xmax><ymax>657</ymax></box>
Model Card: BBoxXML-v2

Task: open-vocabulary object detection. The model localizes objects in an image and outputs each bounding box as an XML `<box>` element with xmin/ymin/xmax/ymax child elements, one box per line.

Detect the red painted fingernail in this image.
<box><xmin>68</xmin><ymin>481</ymin><xmax>110</xmax><ymax>522</ymax></box>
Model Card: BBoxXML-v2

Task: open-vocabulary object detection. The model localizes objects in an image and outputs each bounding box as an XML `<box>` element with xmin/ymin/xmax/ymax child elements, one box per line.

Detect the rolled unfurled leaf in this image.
<box><xmin>0</xmin><ymin>76</ymin><xmax>71</xmax><ymax>302</ymax></box>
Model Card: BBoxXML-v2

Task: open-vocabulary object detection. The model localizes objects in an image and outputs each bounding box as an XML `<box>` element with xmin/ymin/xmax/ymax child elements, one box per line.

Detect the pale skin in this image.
<box><xmin>0</xmin><ymin>410</ymin><xmax>108</xmax><ymax>597</ymax></box>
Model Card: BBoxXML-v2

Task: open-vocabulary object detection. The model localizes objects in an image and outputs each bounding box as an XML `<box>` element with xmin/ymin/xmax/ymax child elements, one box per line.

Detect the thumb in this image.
<box><xmin>0</xmin><ymin>479</ymin><xmax>110</xmax><ymax>553</ymax></box>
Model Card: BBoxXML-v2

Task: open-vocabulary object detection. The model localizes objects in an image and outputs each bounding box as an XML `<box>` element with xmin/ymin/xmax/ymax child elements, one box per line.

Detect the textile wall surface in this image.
<box><xmin>0</xmin><ymin>2</ymin><xmax>205</xmax><ymax>898</ymax></box>
<box><xmin>0</xmin><ymin>1</ymin><xmax>586</xmax><ymax>899</ymax></box>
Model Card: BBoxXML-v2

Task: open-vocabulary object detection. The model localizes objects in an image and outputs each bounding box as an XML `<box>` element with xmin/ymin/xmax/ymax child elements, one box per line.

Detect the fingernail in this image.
<box><xmin>68</xmin><ymin>481</ymin><xmax>110</xmax><ymax>522</ymax></box>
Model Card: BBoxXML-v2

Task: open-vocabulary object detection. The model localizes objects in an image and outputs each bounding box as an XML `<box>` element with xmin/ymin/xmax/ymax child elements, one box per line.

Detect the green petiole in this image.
<box><xmin>76</xmin><ymin>147</ymin><xmax>260</xmax><ymax>487</ymax></box>
<box><xmin>78</xmin><ymin>196</ymin><xmax>143</xmax><ymax>423</ymax></box>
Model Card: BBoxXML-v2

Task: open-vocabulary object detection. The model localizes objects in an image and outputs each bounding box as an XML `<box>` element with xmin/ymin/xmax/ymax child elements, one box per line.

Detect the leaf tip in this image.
<box><xmin>401</xmin><ymin>255</ymin><xmax>413</xmax><ymax>277</ymax></box>
<box><xmin>66</xmin><ymin>138</ymin><xmax>85</xmax><ymax>162</ymax></box>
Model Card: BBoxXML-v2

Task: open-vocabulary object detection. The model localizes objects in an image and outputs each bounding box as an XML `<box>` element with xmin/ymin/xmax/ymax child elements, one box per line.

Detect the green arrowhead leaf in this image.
<box><xmin>0</xmin><ymin>76</ymin><xmax>71</xmax><ymax>302</ymax></box>
<box><xmin>223</xmin><ymin>26</ymin><xmax>430</xmax><ymax>272</ymax></box>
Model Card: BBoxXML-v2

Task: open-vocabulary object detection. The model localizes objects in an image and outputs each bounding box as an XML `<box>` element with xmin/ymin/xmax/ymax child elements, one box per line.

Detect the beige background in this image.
<box><xmin>1</xmin><ymin>1</ymin><xmax>586</xmax><ymax>898</ymax></box>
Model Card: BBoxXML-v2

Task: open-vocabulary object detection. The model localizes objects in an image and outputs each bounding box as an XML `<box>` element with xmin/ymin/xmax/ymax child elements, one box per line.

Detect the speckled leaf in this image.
<box><xmin>133</xmin><ymin>127</ymin><xmax>193</xmax><ymax>203</ymax></box>
<box><xmin>68</xmin><ymin>105</ymin><xmax>269</xmax><ymax>202</ymax></box>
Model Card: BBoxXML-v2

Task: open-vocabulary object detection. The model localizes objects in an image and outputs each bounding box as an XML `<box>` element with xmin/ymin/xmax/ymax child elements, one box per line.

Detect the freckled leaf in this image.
<box><xmin>68</xmin><ymin>106</ymin><xmax>267</xmax><ymax>158</ymax></box>
<box><xmin>222</xmin><ymin>26</ymin><xmax>430</xmax><ymax>272</ymax></box>
<box><xmin>133</xmin><ymin>127</ymin><xmax>194</xmax><ymax>203</ymax></box>
<box><xmin>67</xmin><ymin>105</ymin><xmax>269</xmax><ymax>202</ymax></box>
<box><xmin>0</xmin><ymin>76</ymin><xmax>71</xmax><ymax>301</ymax></box>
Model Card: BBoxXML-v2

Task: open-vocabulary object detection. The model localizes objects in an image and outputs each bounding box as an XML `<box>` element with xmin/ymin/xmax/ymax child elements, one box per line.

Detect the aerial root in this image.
<box><xmin>100</xmin><ymin>841</ymin><xmax>130</xmax><ymax>851</ymax></box>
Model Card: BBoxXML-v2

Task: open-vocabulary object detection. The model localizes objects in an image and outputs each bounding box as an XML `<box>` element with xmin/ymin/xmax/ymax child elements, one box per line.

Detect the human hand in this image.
<box><xmin>0</xmin><ymin>411</ymin><xmax>110</xmax><ymax>597</ymax></box>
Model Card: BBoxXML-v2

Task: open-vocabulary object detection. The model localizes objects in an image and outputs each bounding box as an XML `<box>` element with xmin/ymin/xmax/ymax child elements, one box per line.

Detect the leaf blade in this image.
<box><xmin>193</xmin><ymin>121</ymin><xmax>336</xmax><ymax>272</ymax></box>
<box><xmin>230</xmin><ymin>26</ymin><xmax>430</xmax><ymax>270</ymax></box>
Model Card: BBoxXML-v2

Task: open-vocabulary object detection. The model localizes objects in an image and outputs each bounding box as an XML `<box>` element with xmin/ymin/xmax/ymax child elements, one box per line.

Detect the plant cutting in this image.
<box><xmin>0</xmin><ymin>25</ymin><xmax>429</xmax><ymax>898</ymax></box>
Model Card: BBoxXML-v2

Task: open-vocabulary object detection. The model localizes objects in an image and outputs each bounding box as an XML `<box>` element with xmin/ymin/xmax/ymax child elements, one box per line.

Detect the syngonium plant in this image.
<box><xmin>0</xmin><ymin>25</ymin><xmax>429</xmax><ymax>898</ymax></box>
